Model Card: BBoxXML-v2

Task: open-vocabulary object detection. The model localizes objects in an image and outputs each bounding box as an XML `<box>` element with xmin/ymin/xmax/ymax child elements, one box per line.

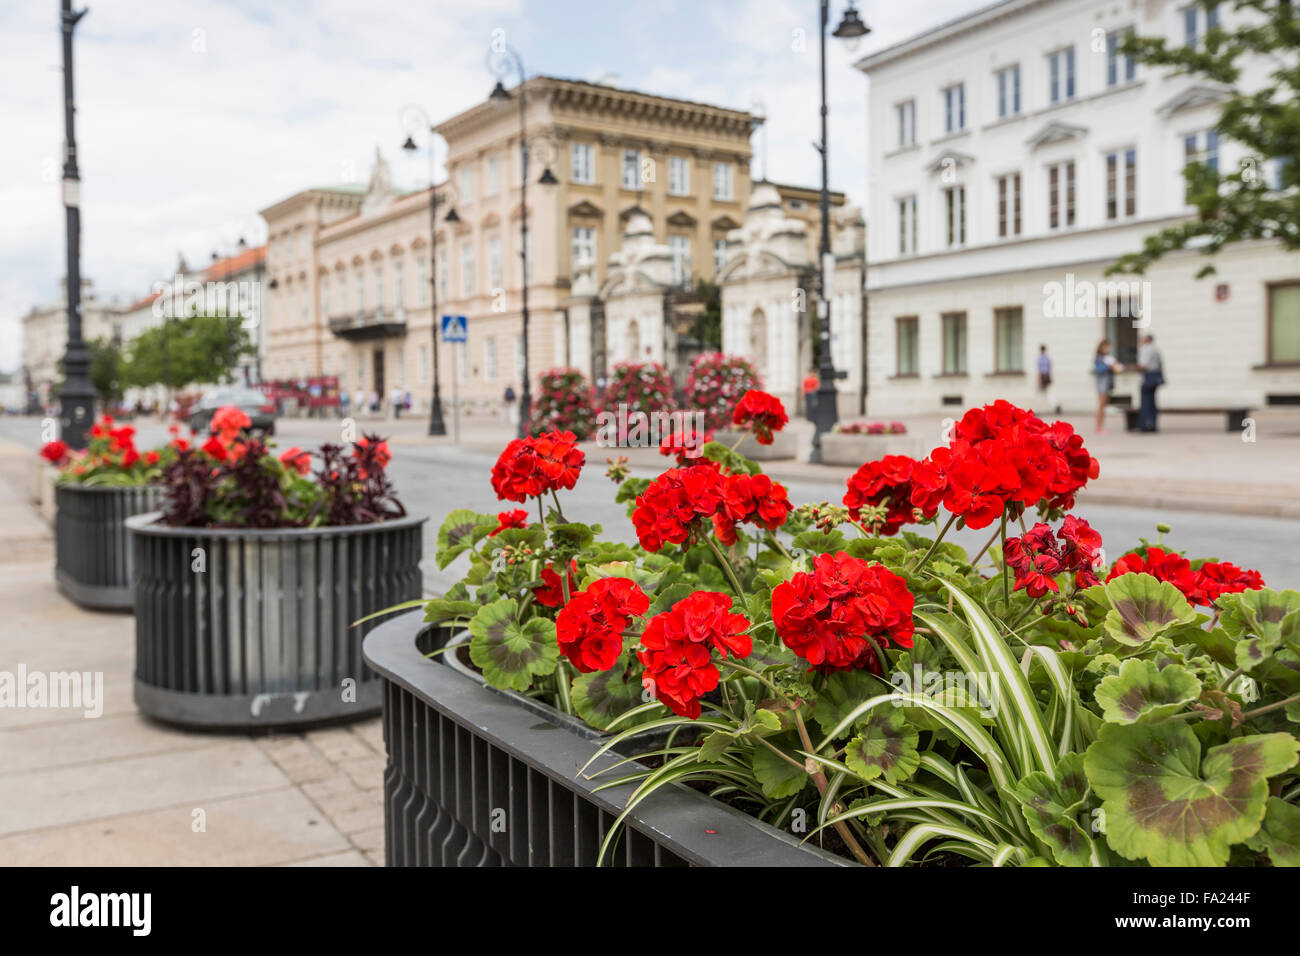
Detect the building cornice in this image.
<box><xmin>852</xmin><ymin>0</ymin><xmax>1060</xmax><ymax>74</ymax></box>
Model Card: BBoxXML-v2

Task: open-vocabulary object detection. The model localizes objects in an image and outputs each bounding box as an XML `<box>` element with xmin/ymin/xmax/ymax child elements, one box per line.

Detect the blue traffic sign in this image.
<box><xmin>441</xmin><ymin>314</ymin><xmax>467</xmax><ymax>343</ymax></box>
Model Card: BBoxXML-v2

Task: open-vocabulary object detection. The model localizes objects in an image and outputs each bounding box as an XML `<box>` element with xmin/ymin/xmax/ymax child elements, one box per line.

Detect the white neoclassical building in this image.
<box><xmin>855</xmin><ymin>0</ymin><xmax>1300</xmax><ymax>418</ymax></box>
<box><xmin>717</xmin><ymin>182</ymin><xmax>865</xmax><ymax>414</ymax></box>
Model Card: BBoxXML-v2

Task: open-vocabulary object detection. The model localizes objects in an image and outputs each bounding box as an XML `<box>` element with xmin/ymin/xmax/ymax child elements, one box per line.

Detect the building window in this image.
<box><xmin>941</xmin><ymin>312</ymin><xmax>967</xmax><ymax>375</ymax></box>
<box><xmin>485</xmin><ymin>156</ymin><xmax>501</xmax><ymax>197</ymax></box>
<box><xmin>1269</xmin><ymin>282</ymin><xmax>1300</xmax><ymax>364</ymax></box>
<box><xmin>943</xmin><ymin>83</ymin><xmax>965</xmax><ymax>134</ymax></box>
<box><xmin>996</xmin><ymin>65</ymin><xmax>1020</xmax><ymax>118</ymax></box>
<box><xmin>1048</xmin><ymin>47</ymin><xmax>1075</xmax><ymax>104</ymax></box>
<box><xmin>621</xmin><ymin>149</ymin><xmax>641</xmax><ymax>190</ymax></box>
<box><xmin>357</xmin><ymin>353</ymin><xmax>366</xmax><ymax>387</ymax></box>
<box><xmin>1184</xmin><ymin>3</ymin><xmax>1219</xmax><ymax>47</ymax></box>
<box><xmin>896</xmin><ymin>100</ymin><xmax>916</xmax><ymax>147</ymax></box>
<box><xmin>355</xmin><ymin>270</ymin><xmax>365</xmax><ymax>312</ymax></box>
<box><xmin>436</xmin><ymin>249</ymin><xmax>447</xmax><ymax>301</ymax></box>
<box><xmin>459</xmin><ymin>165</ymin><xmax>474</xmax><ymax>202</ymax></box>
<box><xmin>1106</xmin><ymin>148</ymin><xmax>1138</xmax><ymax>219</ymax></box>
<box><xmin>419</xmin><ymin>344</ymin><xmax>428</xmax><ymax>385</ymax></box>
<box><xmin>460</xmin><ymin>240</ymin><xmax>474</xmax><ymax>297</ymax></box>
<box><xmin>895</xmin><ymin>316</ymin><xmax>919</xmax><ymax>376</ymax></box>
<box><xmin>1106</xmin><ymin>29</ymin><xmax>1137</xmax><ymax>86</ymax></box>
<box><xmin>1104</xmin><ymin>287</ymin><xmax>1144</xmax><ymax>365</ymax></box>
<box><xmin>571</xmin><ymin>143</ymin><xmax>595</xmax><ymax>185</ymax></box>
<box><xmin>514</xmin><ymin>333</ymin><xmax>525</xmax><ymax>379</ymax></box>
<box><xmin>1185</xmin><ymin>130</ymin><xmax>1220</xmax><ymax>173</ymax></box>
<box><xmin>713</xmin><ymin>238</ymin><xmax>728</xmax><ymax>273</ymax></box>
<box><xmin>669</xmin><ymin>156</ymin><xmax>691</xmax><ymax>196</ymax></box>
<box><xmin>669</xmin><ymin>235</ymin><xmax>691</xmax><ymax>285</ymax></box>
<box><xmin>374</xmin><ymin>267</ymin><xmax>384</xmax><ymax>315</ymax></box>
<box><xmin>944</xmin><ymin>185</ymin><xmax>966</xmax><ymax>246</ymax></box>
<box><xmin>898</xmin><ymin>195</ymin><xmax>917</xmax><ymax>254</ymax></box>
<box><xmin>713</xmin><ymin>162</ymin><xmax>734</xmax><ymax>200</ymax></box>
<box><xmin>320</xmin><ymin>280</ymin><xmax>330</xmax><ymax>318</ymax></box>
<box><xmin>394</xmin><ymin>261</ymin><xmax>404</xmax><ymax>316</ymax></box>
<box><xmin>571</xmin><ymin>226</ymin><xmax>596</xmax><ymax>268</ymax></box>
<box><xmin>997</xmin><ymin>173</ymin><xmax>1022</xmax><ymax>237</ymax></box>
<box><xmin>488</xmin><ymin>236</ymin><xmax>503</xmax><ymax>291</ymax></box>
<box><xmin>1048</xmin><ymin>160</ymin><xmax>1076</xmax><ymax>229</ymax></box>
<box><xmin>994</xmin><ymin>307</ymin><xmax>1024</xmax><ymax>372</ymax></box>
<box><xmin>485</xmin><ymin>336</ymin><xmax>497</xmax><ymax>379</ymax></box>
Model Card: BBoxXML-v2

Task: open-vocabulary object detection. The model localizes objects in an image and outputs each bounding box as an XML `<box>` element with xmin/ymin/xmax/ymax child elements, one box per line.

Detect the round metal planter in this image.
<box><xmin>55</xmin><ymin>483</ymin><xmax>162</xmax><ymax>611</ymax></box>
<box><xmin>127</xmin><ymin>512</ymin><xmax>426</xmax><ymax>731</ymax></box>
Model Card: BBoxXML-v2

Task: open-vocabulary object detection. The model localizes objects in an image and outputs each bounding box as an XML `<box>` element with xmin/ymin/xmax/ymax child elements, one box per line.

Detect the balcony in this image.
<box><xmin>328</xmin><ymin>309</ymin><xmax>407</xmax><ymax>342</ymax></box>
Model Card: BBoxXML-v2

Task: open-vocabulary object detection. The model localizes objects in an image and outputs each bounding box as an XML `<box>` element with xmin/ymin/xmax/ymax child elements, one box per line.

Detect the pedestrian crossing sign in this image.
<box><xmin>441</xmin><ymin>314</ymin><xmax>467</xmax><ymax>343</ymax></box>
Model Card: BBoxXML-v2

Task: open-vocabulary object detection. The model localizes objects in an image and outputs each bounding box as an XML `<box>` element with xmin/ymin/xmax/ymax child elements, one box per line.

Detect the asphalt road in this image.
<box><xmin>5</xmin><ymin>415</ymin><xmax>1297</xmax><ymax>589</ymax></box>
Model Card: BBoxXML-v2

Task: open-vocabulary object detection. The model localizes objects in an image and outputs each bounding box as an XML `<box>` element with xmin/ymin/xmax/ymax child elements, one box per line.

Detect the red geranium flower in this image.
<box><xmin>659</xmin><ymin>427</ymin><xmax>713</xmax><ymax>464</ymax></box>
<box><xmin>1193</xmin><ymin>561</ymin><xmax>1265</xmax><ymax>605</ymax></box>
<box><xmin>555</xmin><ymin>577</ymin><xmax>649</xmax><ymax>673</ymax></box>
<box><xmin>534</xmin><ymin>559</ymin><xmax>579</xmax><ymax>608</ymax></box>
<box><xmin>714</xmin><ymin>472</ymin><xmax>793</xmax><ymax>545</ymax></box>
<box><xmin>200</xmin><ymin>435</ymin><xmax>228</xmax><ymax>461</ymax></box>
<box><xmin>211</xmin><ymin>406</ymin><xmax>251</xmax><ymax>437</ymax></box>
<box><xmin>490</xmin><ymin>431</ymin><xmax>585</xmax><ymax>502</ymax></box>
<box><xmin>39</xmin><ymin>440</ymin><xmax>69</xmax><ymax>465</ymax></box>
<box><xmin>278</xmin><ymin>446</ymin><xmax>312</xmax><ymax>475</ymax></box>
<box><xmin>843</xmin><ymin>455</ymin><xmax>937</xmax><ymax>536</ymax></box>
<box><xmin>638</xmin><ymin>590</ymin><xmax>751</xmax><ymax>719</ymax></box>
<box><xmin>489</xmin><ymin>509</ymin><xmax>529</xmax><ymax>537</ymax></box>
<box><xmin>632</xmin><ymin>465</ymin><xmax>727</xmax><ymax>552</ymax></box>
<box><xmin>771</xmin><ymin>552</ymin><xmax>914</xmax><ymax>674</ymax></box>
<box><xmin>1106</xmin><ymin>547</ymin><xmax>1198</xmax><ymax>602</ymax></box>
<box><xmin>732</xmin><ymin>390</ymin><xmax>789</xmax><ymax>445</ymax></box>
<box><xmin>144</xmin><ymin>449</ymin><xmax>161</xmax><ymax>467</ymax></box>
<box><xmin>1005</xmin><ymin>517</ymin><xmax>1103</xmax><ymax>597</ymax></box>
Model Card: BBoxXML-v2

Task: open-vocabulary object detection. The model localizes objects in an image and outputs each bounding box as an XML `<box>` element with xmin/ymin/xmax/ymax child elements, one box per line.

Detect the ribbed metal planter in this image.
<box><xmin>363</xmin><ymin>610</ymin><xmax>851</xmax><ymax>867</ymax></box>
<box><xmin>55</xmin><ymin>483</ymin><xmax>162</xmax><ymax>610</ymax></box>
<box><xmin>128</xmin><ymin>512</ymin><xmax>426</xmax><ymax>731</ymax></box>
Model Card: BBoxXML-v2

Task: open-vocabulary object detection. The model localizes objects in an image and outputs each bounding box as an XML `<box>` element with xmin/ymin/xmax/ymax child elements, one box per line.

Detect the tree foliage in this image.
<box><xmin>126</xmin><ymin>313</ymin><xmax>251</xmax><ymax>390</ymax></box>
<box><xmin>1111</xmin><ymin>0</ymin><xmax>1300</xmax><ymax>276</ymax></box>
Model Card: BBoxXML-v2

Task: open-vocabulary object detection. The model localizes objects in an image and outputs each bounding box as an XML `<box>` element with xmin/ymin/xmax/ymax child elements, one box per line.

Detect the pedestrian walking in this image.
<box><xmin>390</xmin><ymin>386</ymin><xmax>404</xmax><ymax>419</ymax></box>
<box><xmin>1036</xmin><ymin>345</ymin><xmax>1059</xmax><ymax>414</ymax></box>
<box><xmin>1093</xmin><ymin>339</ymin><xmax>1123</xmax><ymax>433</ymax></box>
<box><xmin>502</xmin><ymin>384</ymin><xmax>517</xmax><ymax>425</ymax></box>
<box><xmin>1136</xmin><ymin>334</ymin><xmax>1165</xmax><ymax>432</ymax></box>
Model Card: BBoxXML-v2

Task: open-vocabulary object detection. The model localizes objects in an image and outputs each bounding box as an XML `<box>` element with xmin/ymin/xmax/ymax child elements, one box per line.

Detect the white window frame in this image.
<box><xmin>621</xmin><ymin>149</ymin><xmax>640</xmax><ymax>190</ymax></box>
<box><xmin>943</xmin><ymin>185</ymin><xmax>966</xmax><ymax>247</ymax></box>
<box><xmin>943</xmin><ymin>83</ymin><xmax>965</xmax><ymax>134</ymax></box>
<box><xmin>669</xmin><ymin>235</ymin><xmax>691</xmax><ymax>284</ymax></box>
<box><xmin>712</xmin><ymin>162</ymin><xmax>734</xmax><ymax>201</ymax></box>
<box><xmin>897</xmin><ymin>195</ymin><xmax>917</xmax><ymax>254</ymax></box>
<box><xmin>1048</xmin><ymin>47</ymin><xmax>1076</xmax><ymax>104</ymax></box>
<box><xmin>571</xmin><ymin>143</ymin><xmax>595</xmax><ymax>185</ymax></box>
<box><xmin>896</xmin><ymin>100</ymin><xmax>916</xmax><ymax>148</ymax></box>
<box><xmin>669</xmin><ymin>156</ymin><xmax>691</xmax><ymax>196</ymax></box>
<box><xmin>996</xmin><ymin>65</ymin><xmax>1020</xmax><ymax>118</ymax></box>
<box><xmin>460</xmin><ymin>240</ymin><xmax>475</xmax><ymax>297</ymax></box>
<box><xmin>571</xmin><ymin>226</ymin><xmax>596</xmax><ymax>268</ymax></box>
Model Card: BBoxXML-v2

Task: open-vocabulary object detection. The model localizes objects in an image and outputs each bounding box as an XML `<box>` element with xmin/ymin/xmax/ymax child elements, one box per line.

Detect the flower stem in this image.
<box><xmin>1008</xmin><ymin>597</ymin><xmax>1041</xmax><ymax>630</ymax></box>
<box><xmin>1000</xmin><ymin>513</ymin><xmax>1010</xmax><ymax>607</ymax></box>
<box><xmin>550</xmin><ymin>489</ymin><xmax>567</xmax><ymax>524</ymax></box>
<box><xmin>704</xmin><ymin>535</ymin><xmax>746</xmax><ymax>601</ymax></box>
<box><xmin>765</xmin><ymin>533</ymin><xmax>794</xmax><ymax>561</ymax></box>
<box><xmin>1239</xmin><ymin>691</ymin><xmax>1300</xmax><ymax>721</ymax></box>
<box><xmin>793</xmin><ymin>708</ymin><xmax>876</xmax><ymax>867</ymax></box>
<box><xmin>910</xmin><ymin>513</ymin><xmax>957</xmax><ymax>574</ymax></box>
<box><xmin>1218</xmin><ymin>666</ymin><xmax>1244</xmax><ymax>692</ymax></box>
<box><xmin>969</xmin><ymin>525</ymin><xmax>1002</xmax><ymax>568</ymax></box>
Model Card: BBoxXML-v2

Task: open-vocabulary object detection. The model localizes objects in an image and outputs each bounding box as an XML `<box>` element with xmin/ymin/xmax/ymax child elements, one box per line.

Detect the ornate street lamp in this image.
<box><xmin>809</xmin><ymin>1</ymin><xmax>871</xmax><ymax>464</ymax></box>
<box><xmin>400</xmin><ymin>107</ymin><xmax>460</xmax><ymax>437</ymax></box>
<box><xmin>487</xmin><ymin>45</ymin><xmax>559</xmax><ymax>439</ymax></box>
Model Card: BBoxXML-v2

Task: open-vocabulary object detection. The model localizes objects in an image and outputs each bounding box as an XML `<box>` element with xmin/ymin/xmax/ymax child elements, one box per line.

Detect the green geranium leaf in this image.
<box><xmin>698</xmin><ymin>731</ymin><xmax>734</xmax><ymax>763</ymax></box>
<box><xmin>423</xmin><ymin>597</ymin><xmax>481</xmax><ymax>623</ymax></box>
<box><xmin>1084</xmin><ymin>722</ymin><xmax>1299</xmax><ymax>866</ymax></box>
<box><xmin>1248</xmin><ymin>797</ymin><xmax>1300</xmax><ymax>867</ymax></box>
<box><xmin>752</xmin><ymin>708</ymin><xmax>783</xmax><ymax>735</ymax></box>
<box><xmin>614</xmin><ymin>477</ymin><xmax>650</xmax><ymax>505</ymax></box>
<box><xmin>549</xmin><ymin>521</ymin><xmax>596</xmax><ymax>551</ymax></box>
<box><xmin>811</xmin><ymin>669</ymin><xmax>890</xmax><ymax>738</ymax></box>
<box><xmin>844</xmin><ymin>707</ymin><xmax>919</xmax><ymax>784</ymax></box>
<box><xmin>1013</xmin><ymin>752</ymin><xmax>1096</xmax><ymax>867</ymax></box>
<box><xmin>435</xmin><ymin>509</ymin><xmax>497</xmax><ymax>569</ymax></box>
<box><xmin>1094</xmin><ymin>659</ymin><xmax>1202</xmax><ymax>724</ymax></box>
<box><xmin>467</xmin><ymin>598</ymin><xmax>559</xmax><ymax>692</ymax></box>
<box><xmin>751</xmin><ymin>736</ymin><xmax>808</xmax><ymax>799</ymax></box>
<box><xmin>571</xmin><ymin>654</ymin><xmax>646</xmax><ymax>731</ymax></box>
<box><xmin>792</xmin><ymin>529</ymin><xmax>847</xmax><ymax>554</ymax></box>
<box><xmin>701</xmin><ymin>440</ymin><xmax>760</xmax><ymax>475</ymax></box>
<box><xmin>1101</xmin><ymin>573</ymin><xmax>1196</xmax><ymax>647</ymax></box>
<box><xmin>1218</xmin><ymin>588</ymin><xmax>1300</xmax><ymax>641</ymax></box>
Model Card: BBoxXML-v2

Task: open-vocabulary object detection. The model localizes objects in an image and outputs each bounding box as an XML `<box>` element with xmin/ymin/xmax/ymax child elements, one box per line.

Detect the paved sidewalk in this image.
<box><xmin>0</xmin><ymin>440</ymin><xmax>385</xmax><ymax>866</ymax></box>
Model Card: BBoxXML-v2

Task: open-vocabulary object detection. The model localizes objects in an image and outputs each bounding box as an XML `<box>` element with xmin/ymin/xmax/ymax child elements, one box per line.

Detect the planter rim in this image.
<box><xmin>365</xmin><ymin>609</ymin><xmax>853</xmax><ymax>867</ymax></box>
<box><xmin>55</xmin><ymin>481</ymin><xmax>160</xmax><ymax>493</ymax></box>
<box><xmin>125</xmin><ymin>510</ymin><xmax>427</xmax><ymax>539</ymax></box>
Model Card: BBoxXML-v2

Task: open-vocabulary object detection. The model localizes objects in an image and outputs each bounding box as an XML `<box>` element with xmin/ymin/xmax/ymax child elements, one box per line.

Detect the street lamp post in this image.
<box><xmin>809</xmin><ymin>0</ymin><xmax>870</xmax><ymax>464</ymax></box>
<box><xmin>401</xmin><ymin>110</ymin><xmax>458</xmax><ymax>437</ymax></box>
<box><xmin>57</xmin><ymin>0</ymin><xmax>94</xmax><ymax>450</ymax></box>
<box><xmin>488</xmin><ymin>47</ymin><xmax>558</xmax><ymax>439</ymax></box>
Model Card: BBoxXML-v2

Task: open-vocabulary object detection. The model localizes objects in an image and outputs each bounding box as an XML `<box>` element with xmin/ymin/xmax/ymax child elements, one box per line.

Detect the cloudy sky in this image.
<box><xmin>0</xmin><ymin>0</ymin><xmax>991</xmax><ymax>374</ymax></box>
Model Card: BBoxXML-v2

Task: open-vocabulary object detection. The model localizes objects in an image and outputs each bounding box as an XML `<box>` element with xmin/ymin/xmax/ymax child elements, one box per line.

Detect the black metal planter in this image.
<box><xmin>128</xmin><ymin>513</ymin><xmax>426</xmax><ymax>731</ymax></box>
<box><xmin>55</xmin><ymin>483</ymin><xmax>162</xmax><ymax>610</ymax></box>
<box><xmin>362</xmin><ymin>610</ymin><xmax>852</xmax><ymax>867</ymax></box>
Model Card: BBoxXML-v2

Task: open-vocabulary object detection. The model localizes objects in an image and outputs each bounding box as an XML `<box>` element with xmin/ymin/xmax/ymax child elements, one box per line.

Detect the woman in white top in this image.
<box><xmin>1093</xmin><ymin>339</ymin><xmax>1124</xmax><ymax>433</ymax></box>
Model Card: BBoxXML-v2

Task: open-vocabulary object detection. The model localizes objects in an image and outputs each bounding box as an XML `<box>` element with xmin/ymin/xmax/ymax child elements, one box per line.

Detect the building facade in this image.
<box><xmin>21</xmin><ymin>279</ymin><xmax>120</xmax><ymax>412</ymax></box>
<box><xmin>260</xmin><ymin>78</ymin><xmax>773</xmax><ymax>415</ymax></box>
<box><xmin>856</xmin><ymin>0</ymin><xmax>1300</xmax><ymax>418</ymax></box>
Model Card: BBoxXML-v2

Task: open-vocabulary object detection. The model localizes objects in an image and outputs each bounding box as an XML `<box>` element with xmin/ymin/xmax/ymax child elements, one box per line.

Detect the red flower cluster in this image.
<box><xmin>39</xmin><ymin>440</ymin><xmax>69</xmax><ymax>465</ymax></box>
<box><xmin>714</xmin><ymin>473</ymin><xmax>793</xmax><ymax>545</ymax></box>
<box><xmin>1004</xmin><ymin>516</ymin><xmax>1103</xmax><ymax>598</ymax></box>
<box><xmin>658</xmin><ymin>426</ymin><xmax>713</xmax><ymax>464</ymax></box>
<box><xmin>732</xmin><ymin>389</ymin><xmax>789</xmax><ymax>445</ymax></box>
<box><xmin>633</xmin><ymin>466</ymin><xmax>792</xmax><ymax>551</ymax></box>
<box><xmin>491</xmin><ymin>431</ymin><xmax>585</xmax><ymax>503</ymax></box>
<box><xmin>534</xmin><ymin>559</ymin><xmax>579</xmax><ymax>608</ymax></box>
<box><xmin>556</xmin><ymin>577</ymin><xmax>649</xmax><ymax>673</ymax></box>
<box><xmin>843</xmin><ymin>455</ymin><xmax>940</xmax><ymax>536</ymax></box>
<box><xmin>1107</xmin><ymin>548</ymin><xmax>1265</xmax><ymax>607</ymax></box>
<box><xmin>638</xmin><ymin>591</ymin><xmax>751</xmax><ymax>719</ymax></box>
<box><xmin>771</xmin><ymin>552</ymin><xmax>914</xmax><ymax>674</ymax></box>
<box><xmin>905</xmin><ymin>401</ymin><xmax>1099</xmax><ymax>529</ymax></box>
<box><xmin>489</xmin><ymin>509</ymin><xmax>529</xmax><ymax>537</ymax></box>
<box><xmin>211</xmin><ymin>406</ymin><xmax>251</xmax><ymax>438</ymax></box>
<box><xmin>279</xmin><ymin>446</ymin><xmax>312</xmax><ymax>476</ymax></box>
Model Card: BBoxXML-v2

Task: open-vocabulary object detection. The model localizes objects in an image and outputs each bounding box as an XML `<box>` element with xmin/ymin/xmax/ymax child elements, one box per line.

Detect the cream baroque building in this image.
<box><xmin>856</xmin><ymin>0</ymin><xmax>1300</xmax><ymax>418</ymax></box>
<box><xmin>259</xmin><ymin>78</ymin><xmax>778</xmax><ymax>414</ymax></box>
<box><xmin>21</xmin><ymin>278</ymin><xmax>121</xmax><ymax>410</ymax></box>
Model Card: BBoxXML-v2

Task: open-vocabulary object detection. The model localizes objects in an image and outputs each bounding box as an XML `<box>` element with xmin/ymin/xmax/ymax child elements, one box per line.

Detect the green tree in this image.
<box><xmin>89</xmin><ymin>338</ymin><xmax>127</xmax><ymax>404</ymax></box>
<box><xmin>1110</xmin><ymin>0</ymin><xmax>1299</xmax><ymax>276</ymax></box>
<box><xmin>127</xmin><ymin>313</ymin><xmax>251</xmax><ymax>390</ymax></box>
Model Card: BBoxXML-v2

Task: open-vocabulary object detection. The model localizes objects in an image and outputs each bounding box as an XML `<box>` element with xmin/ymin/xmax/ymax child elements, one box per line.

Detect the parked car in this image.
<box><xmin>188</xmin><ymin>386</ymin><xmax>276</xmax><ymax>435</ymax></box>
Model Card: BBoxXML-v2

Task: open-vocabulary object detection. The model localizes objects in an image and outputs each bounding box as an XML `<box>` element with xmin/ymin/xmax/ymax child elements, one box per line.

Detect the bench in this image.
<box><xmin>1124</xmin><ymin>406</ymin><xmax>1251</xmax><ymax>433</ymax></box>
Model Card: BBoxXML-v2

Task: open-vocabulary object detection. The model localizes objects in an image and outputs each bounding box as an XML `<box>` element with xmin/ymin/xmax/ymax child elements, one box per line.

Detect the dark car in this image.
<box><xmin>188</xmin><ymin>386</ymin><xmax>276</xmax><ymax>436</ymax></box>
